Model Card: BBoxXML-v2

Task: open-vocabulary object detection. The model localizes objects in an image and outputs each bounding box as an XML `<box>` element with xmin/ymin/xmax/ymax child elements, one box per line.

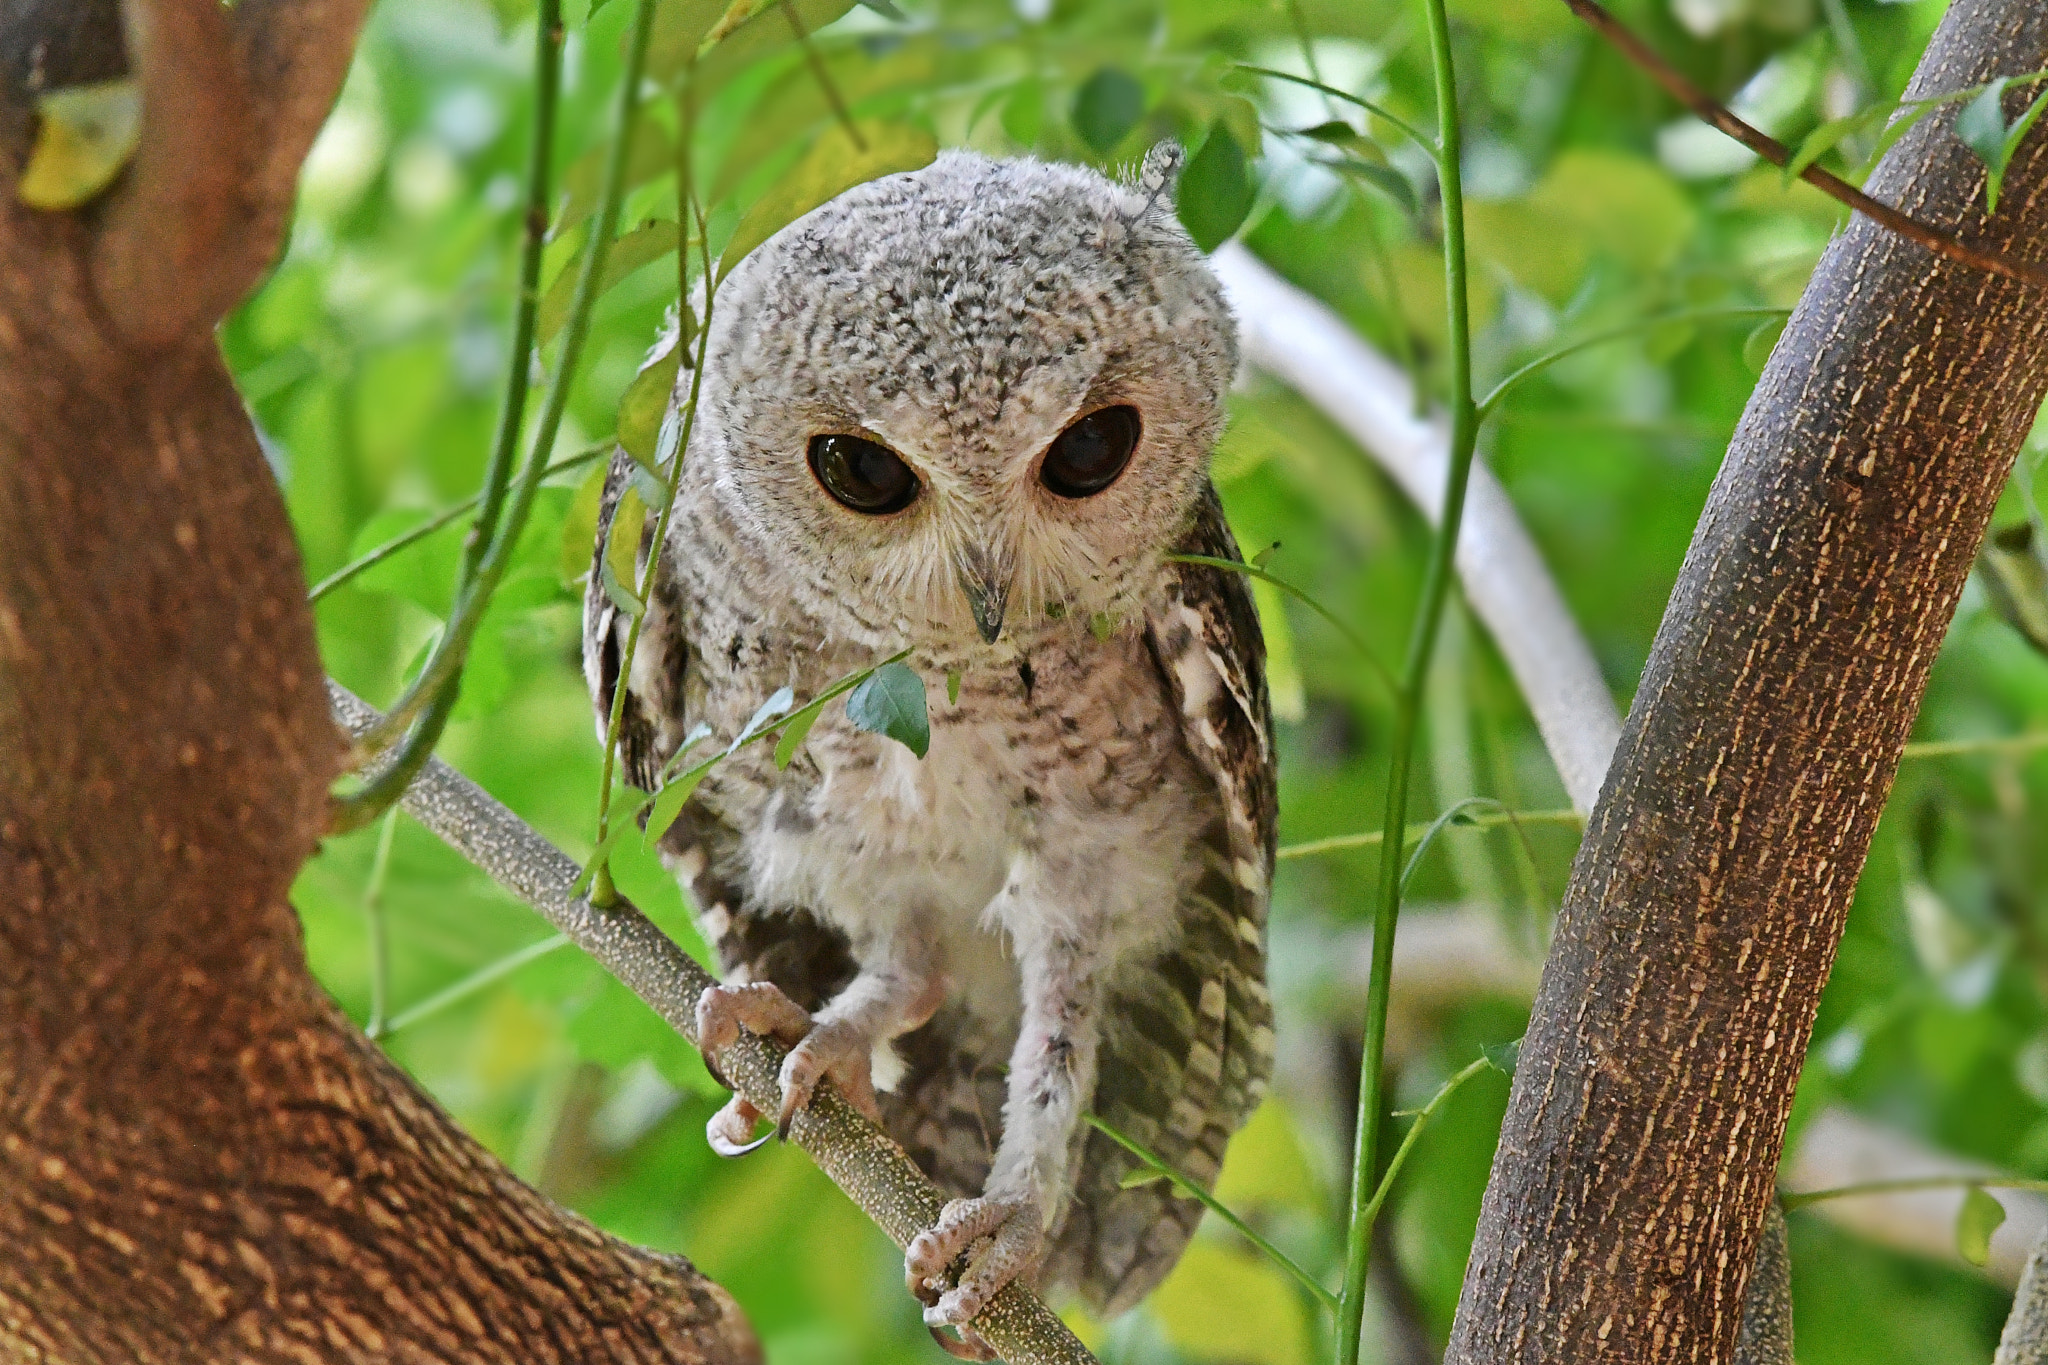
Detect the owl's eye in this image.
<box><xmin>1040</xmin><ymin>405</ymin><xmax>1140</xmax><ymax>499</ymax></box>
<box><xmin>808</xmin><ymin>433</ymin><xmax>920</xmax><ymax>515</ymax></box>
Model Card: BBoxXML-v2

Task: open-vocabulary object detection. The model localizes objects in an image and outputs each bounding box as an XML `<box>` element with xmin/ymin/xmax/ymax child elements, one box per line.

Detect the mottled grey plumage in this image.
<box><xmin>584</xmin><ymin>147</ymin><xmax>1274</xmax><ymax>1330</ymax></box>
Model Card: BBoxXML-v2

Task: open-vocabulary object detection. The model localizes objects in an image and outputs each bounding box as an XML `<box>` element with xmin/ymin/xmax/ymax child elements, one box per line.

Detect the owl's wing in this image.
<box><xmin>1042</xmin><ymin>481</ymin><xmax>1279</xmax><ymax>1316</ymax></box>
<box><xmin>582</xmin><ymin>449</ymin><xmax>863</xmax><ymax>1008</ymax></box>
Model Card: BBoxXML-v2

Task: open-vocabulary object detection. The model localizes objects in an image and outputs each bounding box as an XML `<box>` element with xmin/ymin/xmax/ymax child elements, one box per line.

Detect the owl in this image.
<box><xmin>584</xmin><ymin>146</ymin><xmax>1275</xmax><ymax>1346</ymax></box>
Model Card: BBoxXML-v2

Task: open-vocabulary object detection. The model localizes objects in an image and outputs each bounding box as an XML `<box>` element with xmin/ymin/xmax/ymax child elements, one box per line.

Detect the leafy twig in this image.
<box><xmin>1234</xmin><ymin>65</ymin><xmax>1437</xmax><ymax>159</ymax></box>
<box><xmin>1359</xmin><ymin>1055</ymin><xmax>1494</xmax><ymax>1226</ymax></box>
<box><xmin>1782</xmin><ymin>1174</ymin><xmax>2048</xmax><ymax>1211</ymax></box>
<box><xmin>1477</xmin><ymin>306</ymin><xmax>1791</xmax><ymax>420</ymax></box>
<box><xmin>1562</xmin><ymin>0</ymin><xmax>2048</xmax><ymax>291</ymax></box>
<box><xmin>1278</xmin><ymin>806</ymin><xmax>1582</xmax><ymax>860</ymax></box>
<box><xmin>380</xmin><ymin>933</ymin><xmax>574</xmax><ymax>1039</ymax></box>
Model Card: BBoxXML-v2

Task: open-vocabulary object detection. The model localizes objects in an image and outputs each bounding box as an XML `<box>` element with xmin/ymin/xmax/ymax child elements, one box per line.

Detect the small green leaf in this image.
<box><xmin>1119</xmin><ymin>1167</ymin><xmax>1170</xmax><ymax>1189</ymax></box>
<box><xmin>946</xmin><ymin>669</ymin><xmax>962</xmax><ymax>705</ymax></box>
<box><xmin>721</xmin><ymin>120</ymin><xmax>937</xmax><ymax>280</ymax></box>
<box><xmin>1001</xmin><ymin>79</ymin><xmax>1045</xmax><ymax>147</ymax></box>
<box><xmin>1295</xmin><ymin>119</ymin><xmax>1363</xmax><ymax>146</ymax></box>
<box><xmin>600</xmin><ymin>556</ymin><xmax>645</xmax><ymax>619</ymax></box>
<box><xmin>847</xmin><ymin>661</ymin><xmax>929</xmax><ymax>758</ymax></box>
<box><xmin>19</xmin><ymin>80</ymin><xmax>142</xmax><ymax>210</ymax></box>
<box><xmin>1990</xmin><ymin>89</ymin><xmax>2048</xmax><ymax>212</ymax></box>
<box><xmin>1979</xmin><ymin>521</ymin><xmax>2048</xmax><ymax>656</ymax></box>
<box><xmin>603</xmin><ymin>485</ymin><xmax>648</xmax><ymax>613</ymax></box>
<box><xmin>1072</xmin><ymin>67</ymin><xmax>1145</xmax><ymax>154</ymax></box>
<box><xmin>1090</xmin><ymin>611</ymin><xmax>1114</xmax><ymax>641</ymax></box>
<box><xmin>561</xmin><ymin>459</ymin><xmax>611</xmax><ymax>589</ymax></box>
<box><xmin>1866</xmin><ymin>101</ymin><xmax>1939</xmax><ymax>171</ymax></box>
<box><xmin>1743</xmin><ymin>318</ymin><xmax>1787</xmax><ymax>373</ymax></box>
<box><xmin>1958</xmin><ymin>79</ymin><xmax>2011</xmax><ymax>170</ymax></box>
<box><xmin>737</xmin><ymin>686</ymin><xmax>797</xmax><ymax>745</ymax></box>
<box><xmin>1179</xmin><ymin>120</ymin><xmax>1255</xmax><ymax>253</ymax></box>
<box><xmin>1482</xmin><ymin>1038</ymin><xmax>1523</xmax><ymax>1078</ymax></box>
<box><xmin>1957</xmin><ymin>1185</ymin><xmax>2006</xmax><ymax>1267</ymax></box>
<box><xmin>571</xmin><ymin>788</ymin><xmax>656</xmax><ymax>895</ymax></box>
<box><xmin>1329</xmin><ymin>156</ymin><xmax>1418</xmax><ymax>215</ymax></box>
<box><xmin>618</xmin><ymin>341</ymin><xmax>682</xmax><ymax>465</ymax></box>
<box><xmin>539</xmin><ymin>218</ymin><xmax>680</xmax><ymax>346</ymax></box>
<box><xmin>645</xmin><ymin>759</ymin><xmax>715</xmax><ymax>844</ymax></box>
<box><xmin>1044</xmin><ymin>600</ymin><xmax>1066</xmax><ymax>620</ymax></box>
<box><xmin>1250</xmin><ymin>542</ymin><xmax>1280</xmax><ymax>570</ymax></box>
<box><xmin>857</xmin><ymin>0</ymin><xmax>906</xmax><ymax>17</ymax></box>
<box><xmin>1785</xmin><ymin>109</ymin><xmax>1875</xmax><ymax>181</ymax></box>
<box><xmin>773</xmin><ymin>701</ymin><xmax>828</xmax><ymax>769</ymax></box>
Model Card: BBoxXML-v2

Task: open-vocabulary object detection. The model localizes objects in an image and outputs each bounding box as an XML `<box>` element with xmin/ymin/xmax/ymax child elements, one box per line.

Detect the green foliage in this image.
<box><xmin>845</xmin><ymin>659</ymin><xmax>931</xmax><ymax>758</ymax></box>
<box><xmin>253</xmin><ymin>0</ymin><xmax>2048</xmax><ymax>1358</ymax></box>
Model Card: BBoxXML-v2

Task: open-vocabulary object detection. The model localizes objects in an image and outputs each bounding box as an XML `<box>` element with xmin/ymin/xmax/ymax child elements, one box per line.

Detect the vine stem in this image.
<box><xmin>591</xmin><ymin>80</ymin><xmax>712</xmax><ymax>908</ymax></box>
<box><xmin>348</xmin><ymin>1</ymin><xmax>564</xmax><ymax>757</ymax></box>
<box><xmin>1335</xmin><ymin>0</ymin><xmax>1479</xmax><ymax>1359</ymax></box>
<box><xmin>332</xmin><ymin>0</ymin><xmax>661</xmax><ymax>834</ymax></box>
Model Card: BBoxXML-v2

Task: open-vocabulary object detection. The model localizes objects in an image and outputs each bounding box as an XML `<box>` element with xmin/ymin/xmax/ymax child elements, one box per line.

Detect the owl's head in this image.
<box><xmin>693</xmin><ymin>146</ymin><xmax>1237</xmax><ymax>651</ymax></box>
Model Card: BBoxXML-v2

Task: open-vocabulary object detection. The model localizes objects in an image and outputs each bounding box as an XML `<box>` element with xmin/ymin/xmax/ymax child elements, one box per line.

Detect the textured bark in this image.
<box><xmin>1445</xmin><ymin>2</ymin><xmax>2048</xmax><ymax>1361</ymax></box>
<box><xmin>0</xmin><ymin>3</ymin><xmax>756</xmax><ymax>1361</ymax></box>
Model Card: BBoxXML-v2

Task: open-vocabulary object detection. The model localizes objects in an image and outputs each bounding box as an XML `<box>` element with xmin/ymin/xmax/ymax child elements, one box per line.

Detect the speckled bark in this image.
<box><xmin>1445</xmin><ymin>2</ymin><xmax>2048</xmax><ymax>1361</ymax></box>
<box><xmin>0</xmin><ymin>3</ymin><xmax>755</xmax><ymax>1361</ymax></box>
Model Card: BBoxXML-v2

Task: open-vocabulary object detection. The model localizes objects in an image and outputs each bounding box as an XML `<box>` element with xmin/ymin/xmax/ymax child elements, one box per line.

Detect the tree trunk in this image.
<box><xmin>1445</xmin><ymin>2</ymin><xmax>2048</xmax><ymax>1360</ymax></box>
<box><xmin>0</xmin><ymin>2</ymin><xmax>756</xmax><ymax>1360</ymax></box>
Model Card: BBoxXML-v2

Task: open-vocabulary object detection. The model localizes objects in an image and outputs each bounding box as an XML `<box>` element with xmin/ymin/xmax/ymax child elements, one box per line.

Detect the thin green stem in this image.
<box><xmin>332</xmin><ymin>0</ymin><xmax>662</xmax><ymax>836</ymax></box>
<box><xmin>1336</xmin><ymin>1</ymin><xmax>1476</xmax><ymax>1360</ymax></box>
<box><xmin>353</xmin><ymin>3</ymin><xmax>566</xmax><ymax>753</ymax></box>
<box><xmin>1359</xmin><ymin>1056</ymin><xmax>1492</xmax><ymax>1226</ymax></box>
<box><xmin>779</xmin><ymin>0</ymin><xmax>866</xmax><ymax>151</ymax></box>
<box><xmin>307</xmin><ymin>445</ymin><xmax>608</xmax><ymax>603</ymax></box>
<box><xmin>1234</xmin><ymin>65</ymin><xmax>1438</xmax><ymax>163</ymax></box>
<box><xmin>591</xmin><ymin>78</ymin><xmax>713</xmax><ymax>908</ymax></box>
<box><xmin>1165</xmin><ymin>553</ymin><xmax>1398</xmax><ymax>697</ymax></box>
<box><xmin>1476</xmin><ymin>306</ymin><xmax>1790</xmax><ymax>421</ymax></box>
<box><xmin>361</xmin><ymin>809</ymin><xmax>400</xmax><ymax>1039</ymax></box>
<box><xmin>1084</xmin><ymin>1115</ymin><xmax>1338</xmax><ymax>1312</ymax></box>
<box><xmin>1782</xmin><ymin>1175</ymin><xmax>2048</xmax><ymax>1211</ymax></box>
<box><xmin>1901</xmin><ymin>731</ymin><xmax>2048</xmax><ymax>759</ymax></box>
<box><xmin>379</xmin><ymin>934</ymin><xmax>574</xmax><ymax>1039</ymax></box>
<box><xmin>1279</xmin><ymin>807</ymin><xmax>1581</xmax><ymax>861</ymax></box>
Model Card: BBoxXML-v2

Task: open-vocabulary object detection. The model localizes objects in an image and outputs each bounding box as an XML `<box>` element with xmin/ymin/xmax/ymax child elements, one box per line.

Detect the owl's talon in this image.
<box><xmin>706</xmin><ymin>1096</ymin><xmax>772</xmax><ymax>1157</ymax></box>
<box><xmin>906</xmin><ymin>1193</ymin><xmax>1045</xmax><ymax>1334</ymax></box>
<box><xmin>926</xmin><ymin>1323</ymin><xmax>998</xmax><ymax>1362</ymax></box>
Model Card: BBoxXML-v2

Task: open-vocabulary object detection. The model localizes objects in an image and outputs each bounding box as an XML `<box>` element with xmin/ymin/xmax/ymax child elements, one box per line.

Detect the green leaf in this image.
<box><xmin>1071</xmin><ymin>67</ymin><xmax>1144</xmax><ymax>154</ymax></box>
<box><xmin>1991</xmin><ymin>89</ymin><xmax>2048</xmax><ymax>212</ymax></box>
<box><xmin>1979</xmin><ymin>522</ymin><xmax>2048</xmax><ymax>656</ymax></box>
<box><xmin>857</xmin><ymin>0</ymin><xmax>906</xmax><ymax>17</ymax></box>
<box><xmin>1001</xmin><ymin>78</ymin><xmax>1045</xmax><ymax>147</ymax></box>
<box><xmin>603</xmin><ymin>485</ymin><xmax>648</xmax><ymax>616</ymax></box>
<box><xmin>571</xmin><ymin>788</ymin><xmax>656</xmax><ymax>895</ymax></box>
<box><xmin>19</xmin><ymin>80</ymin><xmax>141</xmax><ymax>210</ymax></box>
<box><xmin>644</xmin><ymin>0</ymin><xmax>734</xmax><ymax>82</ymax></box>
<box><xmin>720</xmin><ymin>120</ymin><xmax>938</xmax><ymax>279</ymax></box>
<box><xmin>1865</xmin><ymin>100</ymin><xmax>1938</xmax><ymax>171</ymax></box>
<box><xmin>1295</xmin><ymin>119</ymin><xmax>1365</xmax><ymax>146</ymax></box>
<box><xmin>1089</xmin><ymin>611</ymin><xmax>1114</xmax><ymax>641</ymax></box>
<box><xmin>1743</xmin><ymin>317</ymin><xmax>1787</xmax><ymax>373</ymax></box>
<box><xmin>737</xmin><ymin>685</ymin><xmax>797</xmax><ymax>744</ymax></box>
<box><xmin>539</xmin><ymin>219</ymin><xmax>680</xmax><ymax>346</ymax></box>
<box><xmin>772</xmin><ymin>703</ymin><xmax>827</xmax><ymax>769</ymax></box>
<box><xmin>847</xmin><ymin>661</ymin><xmax>929</xmax><ymax>758</ymax></box>
<box><xmin>1179</xmin><ymin>120</ymin><xmax>1254</xmax><ymax>253</ymax></box>
<box><xmin>945</xmin><ymin>669</ymin><xmax>962</xmax><ymax>705</ymax></box>
<box><xmin>617</xmin><ymin>343</ymin><xmax>683</xmax><ymax>467</ymax></box>
<box><xmin>556</xmin><ymin>123</ymin><xmax>673</xmax><ymax>238</ymax></box>
<box><xmin>644</xmin><ymin>758</ymin><xmax>716</xmax><ymax>843</ymax></box>
<box><xmin>1957</xmin><ymin>1185</ymin><xmax>2007</xmax><ymax>1267</ymax></box>
<box><xmin>1482</xmin><ymin>1037</ymin><xmax>1523</xmax><ymax>1078</ymax></box>
<box><xmin>1957</xmin><ymin>79</ymin><xmax>2011</xmax><ymax>170</ymax></box>
<box><xmin>1328</xmin><ymin>156</ymin><xmax>1417</xmax><ymax>215</ymax></box>
<box><xmin>561</xmin><ymin>458</ymin><xmax>611</xmax><ymax>590</ymax></box>
<box><xmin>1785</xmin><ymin>109</ymin><xmax>1878</xmax><ymax>181</ymax></box>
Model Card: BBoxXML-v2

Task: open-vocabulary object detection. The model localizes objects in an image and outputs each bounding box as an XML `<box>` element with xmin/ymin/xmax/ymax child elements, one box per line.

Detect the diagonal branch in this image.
<box><xmin>1564</xmin><ymin>0</ymin><xmax>2048</xmax><ymax>292</ymax></box>
<box><xmin>326</xmin><ymin>682</ymin><xmax>1096</xmax><ymax>1365</ymax></box>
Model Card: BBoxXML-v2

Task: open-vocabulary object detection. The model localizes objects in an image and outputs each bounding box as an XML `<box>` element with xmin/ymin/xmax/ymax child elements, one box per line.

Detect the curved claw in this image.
<box><xmin>927</xmin><ymin>1323</ymin><xmax>998</xmax><ymax>1362</ymax></box>
<box><xmin>706</xmin><ymin>1096</ymin><xmax>773</xmax><ymax>1158</ymax></box>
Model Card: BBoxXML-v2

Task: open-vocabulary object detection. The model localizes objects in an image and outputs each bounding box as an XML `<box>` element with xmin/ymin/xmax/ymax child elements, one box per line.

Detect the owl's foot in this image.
<box><xmin>695</xmin><ymin>981</ymin><xmax>882</xmax><ymax>1146</ymax></box>
<box><xmin>905</xmin><ymin>1193</ymin><xmax>1046</xmax><ymax>1346</ymax></box>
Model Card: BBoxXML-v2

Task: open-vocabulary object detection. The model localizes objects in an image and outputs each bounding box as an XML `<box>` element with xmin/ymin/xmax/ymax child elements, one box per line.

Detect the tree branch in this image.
<box><xmin>326</xmin><ymin>683</ymin><xmax>1098</xmax><ymax>1365</ymax></box>
<box><xmin>1564</xmin><ymin>0</ymin><xmax>2048</xmax><ymax>292</ymax></box>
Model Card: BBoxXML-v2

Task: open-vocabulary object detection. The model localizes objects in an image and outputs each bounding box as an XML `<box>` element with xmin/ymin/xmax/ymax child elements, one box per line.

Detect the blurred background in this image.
<box><xmin>256</xmin><ymin>0</ymin><xmax>2048</xmax><ymax>1360</ymax></box>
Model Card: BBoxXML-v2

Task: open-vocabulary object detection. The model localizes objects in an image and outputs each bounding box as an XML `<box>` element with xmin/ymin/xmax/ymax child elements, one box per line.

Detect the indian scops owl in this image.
<box><xmin>584</xmin><ymin>145</ymin><xmax>1275</xmax><ymax>1342</ymax></box>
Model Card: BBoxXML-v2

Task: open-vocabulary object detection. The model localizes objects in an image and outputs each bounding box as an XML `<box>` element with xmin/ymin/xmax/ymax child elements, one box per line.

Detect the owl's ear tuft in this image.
<box><xmin>1137</xmin><ymin>142</ymin><xmax>1185</xmax><ymax>211</ymax></box>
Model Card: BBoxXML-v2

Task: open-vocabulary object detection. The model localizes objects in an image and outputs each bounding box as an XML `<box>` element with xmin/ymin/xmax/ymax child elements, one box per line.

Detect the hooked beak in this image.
<box><xmin>955</xmin><ymin>543</ymin><xmax>1012</xmax><ymax>645</ymax></box>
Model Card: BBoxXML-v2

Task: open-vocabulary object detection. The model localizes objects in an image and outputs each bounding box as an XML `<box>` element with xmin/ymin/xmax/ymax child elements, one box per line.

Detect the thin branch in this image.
<box><xmin>1563</xmin><ymin>0</ymin><xmax>2048</xmax><ymax>291</ymax></box>
<box><xmin>1359</xmin><ymin>1055</ymin><xmax>1493</xmax><ymax>1226</ymax></box>
<box><xmin>1477</xmin><ymin>306</ymin><xmax>1791</xmax><ymax>420</ymax></box>
<box><xmin>379</xmin><ymin>933</ymin><xmax>573</xmax><ymax>1040</ymax></box>
<box><xmin>1783</xmin><ymin>1174</ymin><xmax>2048</xmax><ymax>1211</ymax></box>
<box><xmin>1902</xmin><ymin>730</ymin><xmax>2048</xmax><ymax>759</ymax></box>
<box><xmin>308</xmin><ymin>445</ymin><xmax>608</xmax><ymax>603</ymax></box>
<box><xmin>1278</xmin><ymin>807</ymin><xmax>1582</xmax><ymax>860</ymax></box>
<box><xmin>1234</xmin><ymin>65</ymin><xmax>1437</xmax><ymax>161</ymax></box>
<box><xmin>325</xmin><ymin>682</ymin><xmax>1096</xmax><ymax>1365</ymax></box>
<box><xmin>778</xmin><ymin>0</ymin><xmax>866</xmax><ymax>152</ymax></box>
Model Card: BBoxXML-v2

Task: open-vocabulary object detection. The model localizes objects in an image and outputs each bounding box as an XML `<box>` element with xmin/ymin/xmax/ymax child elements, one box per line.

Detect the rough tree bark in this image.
<box><xmin>1444</xmin><ymin>2</ymin><xmax>2048</xmax><ymax>1361</ymax></box>
<box><xmin>0</xmin><ymin>2</ymin><xmax>757</xmax><ymax>1360</ymax></box>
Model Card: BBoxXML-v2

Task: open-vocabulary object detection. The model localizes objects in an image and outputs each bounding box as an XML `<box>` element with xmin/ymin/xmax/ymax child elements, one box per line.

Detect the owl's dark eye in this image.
<box><xmin>1040</xmin><ymin>405</ymin><xmax>1140</xmax><ymax>499</ymax></box>
<box><xmin>808</xmin><ymin>433</ymin><xmax>920</xmax><ymax>515</ymax></box>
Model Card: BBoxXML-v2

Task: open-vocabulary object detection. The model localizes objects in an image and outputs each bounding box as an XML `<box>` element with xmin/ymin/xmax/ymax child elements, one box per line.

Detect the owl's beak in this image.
<box><xmin>955</xmin><ymin>544</ymin><xmax>1011</xmax><ymax>644</ymax></box>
